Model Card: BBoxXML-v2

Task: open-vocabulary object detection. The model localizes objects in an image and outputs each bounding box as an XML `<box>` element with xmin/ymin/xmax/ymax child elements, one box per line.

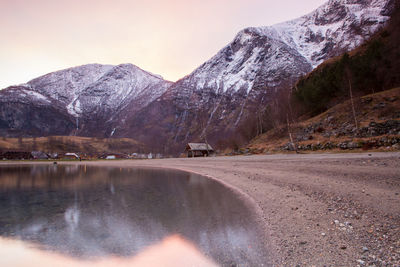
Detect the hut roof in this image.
<box><xmin>31</xmin><ymin>151</ymin><xmax>49</xmax><ymax>159</ymax></box>
<box><xmin>186</xmin><ymin>143</ymin><xmax>214</xmax><ymax>151</ymax></box>
<box><xmin>65</xmin><ymin>153</ymin><xmax>80</xmax><ymax>158</ymax></box>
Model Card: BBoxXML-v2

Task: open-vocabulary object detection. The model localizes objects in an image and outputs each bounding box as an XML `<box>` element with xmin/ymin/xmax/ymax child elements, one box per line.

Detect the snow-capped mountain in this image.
<box><xmin>168</xmin><ymin>0</ymin><xmax>391</xmax><ymax>97</ymax></box>
<box><xmin>0</xmin><ymin>0</ymin><xmax>395</xmax><ymax>152</ymax></box>
<box><xmin>0</xmin><ymin>64</ymin><xmax>171</xmax><ymax>137</ymax></box>
<box><xmin>27</xmin><ymin>63</ymin><xmax>171</xmax><ymax>118</ymax></box>
<box><xmin>118</xmin><ymin>0</ymin><xmax>393</xmax><ymax>152</ymax></box>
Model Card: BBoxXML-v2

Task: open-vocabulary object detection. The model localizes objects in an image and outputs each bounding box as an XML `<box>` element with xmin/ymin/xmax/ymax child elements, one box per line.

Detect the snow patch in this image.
<box><xmin>110</xmin><ymin>128</ymin><xmax>116</xmax><ymax>137</ymax></box>
<box><xmin>20</xmin><ymin>89</ymin><xmax>50</xmax><ymax>103</ymax></box>
<box><xmin>67</xmin><ymin>99</ymin><xmax>82</xmax><ymax>117</ymax></box>
<box><xmin>180</xmin><ymin>0</ymin><xmax>390</xmax><ymax>96</ymax></box>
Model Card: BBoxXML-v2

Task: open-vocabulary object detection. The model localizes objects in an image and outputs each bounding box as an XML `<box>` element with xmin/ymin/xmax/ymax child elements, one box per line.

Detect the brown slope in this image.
<box><xmin>248</xmin><ymin>87</ymin><xmax>400</xmax><ymax>153</ymax></box>
<box><xmin>0</xmin><ymin>136</ymin><xmax>144</xmax><ymax>156</ymax></box>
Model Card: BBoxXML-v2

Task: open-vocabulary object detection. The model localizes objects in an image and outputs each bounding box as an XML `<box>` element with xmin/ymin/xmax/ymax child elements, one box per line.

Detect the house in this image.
<box><xmin>185</xmin><ymin>143</ymin><xmax>214</xmax><ymax>157</ymax></box>
<box><xmin>48</xmin><ymin>152</ymin><xmax>59</xmax><ymax>159</ymax></box>
<box><xmin>132</xmin><ymin>153</ymin><xmax>149</xmax><ymax>159</ymax></box>
<box><xmin>99</xmin><ymin>153</ymin><xmax>129</xmax><ymax>159</ymax></box>
<box><xmin>63</xmin><ymin>153</ymin><xmax>80</xmax><ymax>160</ymax></box>
<box><xmin>31</xmin><ymin>151</ymin><xmax>49</xmax><ymax>160</ymax></box>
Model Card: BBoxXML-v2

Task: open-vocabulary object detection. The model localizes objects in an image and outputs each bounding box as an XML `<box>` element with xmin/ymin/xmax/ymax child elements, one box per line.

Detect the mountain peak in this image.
<box><xmin>0</xmin><ymin>62</ymin><xmax>172</xmax><ymax>137</ymax></box>
<box><xmin>172</xmin><ymin>0</ymin><xmax>391</xmax><ymax>97</ymax></box>
<box><xmin>0</xmin><ymin>0</ymin><xmax>395</xmax><ymax>145</ymax></box>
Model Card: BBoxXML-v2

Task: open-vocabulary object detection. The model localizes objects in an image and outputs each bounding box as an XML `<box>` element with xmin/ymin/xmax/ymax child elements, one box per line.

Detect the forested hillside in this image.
<box><xmin>293</xmin><ymin>5</ymin><xmax>400</xmax><ymax>116</ymax></box>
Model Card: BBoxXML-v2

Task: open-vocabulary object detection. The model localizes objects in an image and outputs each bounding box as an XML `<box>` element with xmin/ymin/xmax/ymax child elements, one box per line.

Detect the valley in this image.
<box><xmin>0</xmin><ymin>0</ymin><xmax>396</xmax><ymax>156</ymax></box>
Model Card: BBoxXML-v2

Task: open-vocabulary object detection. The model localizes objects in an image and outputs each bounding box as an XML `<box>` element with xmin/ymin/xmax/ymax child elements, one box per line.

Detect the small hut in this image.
<box><xmin>185</xmin><ymin>143</ymin><xmax>214</xmax><ymax>157</ymax></box>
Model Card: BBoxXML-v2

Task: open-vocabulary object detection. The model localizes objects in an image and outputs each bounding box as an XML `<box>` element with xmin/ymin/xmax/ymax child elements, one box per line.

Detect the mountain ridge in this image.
<box><xmin>116</xmin><ymin>0</ymin><xmax>393</xmax><ymax>153</ymax></box>
<box><xmin>0</xmin><ymin>0</ymin><xmax>395</xmax><ymax>154</ymax></box>
<box><xmin>0</xmin><ymin>63</ymin><xmax>172</xmax><ymax>137</ymax></box>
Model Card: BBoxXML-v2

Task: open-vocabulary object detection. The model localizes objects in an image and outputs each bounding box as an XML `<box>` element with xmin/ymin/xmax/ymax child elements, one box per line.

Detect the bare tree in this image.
<box><xmin>200</xmin><ymin>113</ymin><xmax>211</xmax><ymax>156</ymax></box>
<box><xmin>47</xmin><ymin>136</ymin><xmax>58</xmax><ymax>152</ymax></box>
<box><xmin>32</xmin><ymin>137</ymin><xmax>38</xmax><ymax>151</ymax></box>
<box><xmin>17</xmin><ymin>136</ymin><xmax>23</xmax><ymax>150</ymax></box>
<box><xmin>345</xmin><ymin>67</ymin><xmax>359</xmax><ymax>130</ymax></box>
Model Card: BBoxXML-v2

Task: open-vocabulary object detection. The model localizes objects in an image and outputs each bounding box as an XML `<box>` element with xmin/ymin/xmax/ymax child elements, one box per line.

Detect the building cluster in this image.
<box><xmin>0</xmin><ymin>150</ymin><xmax>165</xmax><ymax>161</ymax></box>
<box><xmin>0</xmin><ymin>143</ymin><xmax>215</xmax><ymax>160</ymax></box>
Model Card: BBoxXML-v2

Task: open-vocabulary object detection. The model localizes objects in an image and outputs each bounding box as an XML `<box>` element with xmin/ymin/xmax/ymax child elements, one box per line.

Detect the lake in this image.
<box><xmin>0</xmin><ymin>164</ymin><xmax>268</xmax><ymax>265</ymax></box>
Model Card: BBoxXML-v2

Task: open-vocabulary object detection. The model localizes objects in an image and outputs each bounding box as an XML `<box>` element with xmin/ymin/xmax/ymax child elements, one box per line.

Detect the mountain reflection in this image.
<box><xmin>0</xmin><ymin>165</ymin><xmax>268</xmax><ymax>265</ymax></box>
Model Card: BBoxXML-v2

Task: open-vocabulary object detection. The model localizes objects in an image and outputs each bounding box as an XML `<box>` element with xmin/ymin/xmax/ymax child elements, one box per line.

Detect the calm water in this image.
<box><xmin>0</xmin><ymin>165</ymin><xmax>268</xmax><ymax>265</ymax></box>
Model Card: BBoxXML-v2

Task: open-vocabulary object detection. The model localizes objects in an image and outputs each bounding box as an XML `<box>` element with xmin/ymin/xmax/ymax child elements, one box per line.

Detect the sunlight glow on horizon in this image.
<box><xmin>0</xmin><ymin>0</ymin><xmax>326</xmax><ymax>89</ymax></box>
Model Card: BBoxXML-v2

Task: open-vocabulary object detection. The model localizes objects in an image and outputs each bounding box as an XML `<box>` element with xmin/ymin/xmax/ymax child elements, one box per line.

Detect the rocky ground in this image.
<box><xmin>248</xmin><ymin>88</ymin><xmax>400</xmax><ymax>155</ymax></box>
<box><xmin>52</xmin><ymin>152</ymin><xmax>400</xmax><ymax>266</ymax></box>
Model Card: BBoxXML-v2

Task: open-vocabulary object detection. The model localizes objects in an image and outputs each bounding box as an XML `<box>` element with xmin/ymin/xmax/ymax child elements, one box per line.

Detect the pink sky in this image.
<box><xmin>0</xmin><ymin>0</ymin><xmax>326</xmax><ymax>88</ymax></box>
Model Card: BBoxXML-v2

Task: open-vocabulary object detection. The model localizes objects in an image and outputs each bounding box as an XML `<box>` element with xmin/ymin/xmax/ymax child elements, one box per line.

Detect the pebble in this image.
<box><xmin>357</xmin><ymin>259</ymin><xmax>365</xmax><ymax>265</ymax></box>
<box><xmin>321</xmin><ymin>233</ymin><xmax>326</xmax><ymax>236</ymax></box>
<box><xmin>362</xmin><ymin>247</ymin><xmax>369</xmax><ymax>253</ymax></box>
<box><xmin>361</xmin><ymin>255</ymin><xmax>367</xmax><ymax>260</ymax></box>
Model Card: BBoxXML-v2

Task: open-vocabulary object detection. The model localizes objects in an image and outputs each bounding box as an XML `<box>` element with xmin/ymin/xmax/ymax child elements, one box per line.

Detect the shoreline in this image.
<box><xmin>141</xmin><ymin>165</ymin><xmax>278</xmax><ymax>264</ymax></box>
<box><xmin>1</xmin><ymin>152</ymin><xmax>399</xmax><ymax>265</ymax></box>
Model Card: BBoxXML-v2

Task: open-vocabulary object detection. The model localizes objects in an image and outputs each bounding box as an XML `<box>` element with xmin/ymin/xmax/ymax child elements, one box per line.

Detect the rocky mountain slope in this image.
<box><xmin>0</xmin><ymin>64</ymin><xmax>172</xmax><ymax>137</ymax></box>
<box><xmin>294</xmin><ymin>0</ymin><xmax>400</xmax><ymax>115</ymax></box>
<box><xmin>248</xmin><ymin>4</ymin><xmax>400</xmax><ymax>154</ymax></box>
<box><xmin>248</xmin><ymin>87</ymin><xmax>400</xmax><ymax>154</ymax></box>
<box><xmin>0</xmin><ymin>0</ymin><xmax>395</xmax><ymax>154</ymax></box>
<box><xmin>117</xmin><ymin>0</ymin><xmax>394</xmax><ymax>153</ymax></box>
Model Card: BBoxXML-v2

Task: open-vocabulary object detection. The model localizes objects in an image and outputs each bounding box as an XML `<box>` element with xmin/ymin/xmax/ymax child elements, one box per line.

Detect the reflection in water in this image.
<box><xmin>0</xmin><ymin>165</ymin><xmax>268</xmax><ymax>265</ymax></box>
<box><xmin>0</xmin><ymin>235</ymin><xmax>217</xmax><ymax>267</ymax></box>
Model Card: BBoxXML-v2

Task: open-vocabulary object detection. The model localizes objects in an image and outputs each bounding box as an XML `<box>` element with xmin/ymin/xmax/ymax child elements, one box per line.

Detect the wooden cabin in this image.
<box><xmin>185</xmin><ymin>143</ymin><xmax>214</xmax><ymax>157</ymax></box>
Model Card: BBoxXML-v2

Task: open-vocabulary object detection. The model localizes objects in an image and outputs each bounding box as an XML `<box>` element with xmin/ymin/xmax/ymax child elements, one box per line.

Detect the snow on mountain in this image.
<box><xmin>0</xmin><ymin>0</ymin><xmax>394</xmax><ymax>146</ymax></box>
<box><xmin>66</xmin><ymin>64</ymin><xmax>171</xmax><ymax>118</ymax></box>
<box><xmin>0</xmin><ymin>63</ymin><xmax>171</xmax><ymax>137</ymax></box>
<box><xmin>25</xmin><ymin>63</ymin><xmax>171</xmax><ymax>118</ymax></box>
<box><xmin>27</xmin><ymin>64</ymin><xmax>114</xmax><ymax>113</ymax></box>
<box><xmin>0</xmin><ymin>85</ymin><xmax>51</xmax><ymax>105</ymax></box>
<box><xmin>120</xmin><ymin>0</ymin><xmax>393</xmax><ymax>153</ymax></box>
<box><xmin>173</xmin><ymin>0</ymin><xmax>391</xmax><ymax>96</ymax></box>
<box><xmin>268</xmin><ymin>0</ymin><xmax>390</xmax><ymax>68</ymax></box>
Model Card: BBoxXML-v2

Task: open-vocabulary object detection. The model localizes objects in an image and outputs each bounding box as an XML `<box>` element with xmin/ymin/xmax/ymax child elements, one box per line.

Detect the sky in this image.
<box><xmin>0</xmin><ymin>0</ymin><xmax>326</xmax><ymax>89</ymax></box>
